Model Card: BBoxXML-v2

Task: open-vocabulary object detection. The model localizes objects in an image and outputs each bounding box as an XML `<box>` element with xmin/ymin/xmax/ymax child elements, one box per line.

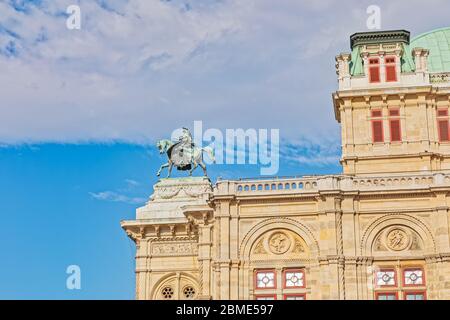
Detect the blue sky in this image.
<box><xmin>0</xmin><ymin>143</ymin><xmax>340</xmax><ymax>299</ymax></box>
<box><xmin>1</xmin><ymin>0</ymin><xmax>450</xmax><ymax>299</ymax></box>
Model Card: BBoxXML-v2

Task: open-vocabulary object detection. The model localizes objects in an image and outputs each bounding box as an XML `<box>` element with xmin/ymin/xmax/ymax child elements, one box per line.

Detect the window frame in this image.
<box><xmin>368</xmin><ymin>57</ymin><xmax>381</xmax><ymax>83</ymax></box>
<box><xmin>254</xmin><ymin>269</ymin><xmax>277</xmax><ymax>290</ymax></box>
<box><xmin>283</xmin><ymin>268</ymin><xmax>306</xmax><ymax>289</ymax></box>
<box><xmin>402</xmin><ymin>267</ymin><xmax>426</xmax><ymax>287</ymax></box>
<box><xmin>371</xmin><ymin>119</ymin><xmax>384</xmax><ymax>143</ymax></box>
<box><xmin>385</xmin><ymin>56</ymin><xmax>397</xmax><ymax>82</ymax></box>
<box><xmin>255</xmin><ymin>294</ymin><xmax>277</xmax><ymax>300</ymax></box>
<box><xmin>375</xmin><ymin>291</ymin><xmax>398</xmax><ymax>300</ymax></box>
<box><xmin>437</xmin><ymin>108</ymin><xmax>450</xmax><ymax>142</ymax></box>
<box><xmin>437</xmin><ymin>108</ymin><xmax>448</xmax><ymax>117</ymax></box>
<box><xmin>283</xmin><ymin>293</ymin><xmax>306</xmax><ymax>300</ymax></box>
<box><xmin>403</xmin><ymin>290</ymin><xmax>427</xmax><ymax>301</ymax></box>
<box><xmin>389</xmin><ymin>108</ymin><xmax>402</xmax><ymax>142</ymax></box>
<box><xmin>374</xmin><ymin>268</ymin><xmax>397</xmax><ymax>288</ymax></box>
<box><xmin>371</xmin><ymin>109</ymin><xmax>384</xmax><ymax>144</ymax></box>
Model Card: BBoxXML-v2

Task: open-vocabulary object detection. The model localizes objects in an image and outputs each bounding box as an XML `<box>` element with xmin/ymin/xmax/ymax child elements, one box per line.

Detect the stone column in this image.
<box><xmin>317</xmin><ymin>194</ymin><xmax>341</xmax><ymax>299</ymax></box>
<box><xmin>198</xmin><ymin>222</ymin><xmax>213</xmax><ymax>299</ymax></box>
<box><xmin>218</xmin><ymin>200</ymin><xmax>231</xmax><ymax>299</ymax></box>
<box><xmin>433</xmin><ymin>204</ymin><xmax>450</xmax><ymax>253</ymax></box>
<box><xmin>136</xmin><ymin>239</ymin><xmax>147</xmax><ymax>300</ymax></box>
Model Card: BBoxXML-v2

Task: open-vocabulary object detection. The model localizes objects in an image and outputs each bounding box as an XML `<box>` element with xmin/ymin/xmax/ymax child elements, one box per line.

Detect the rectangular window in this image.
<box><xmin>404</xmin><ymin>292</ymin><xmax>426</xmax><ymax>300</ymax></box>
<box><xmin>283</xmin><ymin>269</ymin><xmax>305</xmax><ymax>288</ymax></box>
<box><xmin>255</xmin><ymin>270</ymin><xmax>276</xmax><ymax>289</ymax></box>
<box><xmin>375</xmin><ymin>269</ymin><xmax>397</xmax><ymax>287</ymax></box>
<box><xmin>369</xmin><ymin>58</ymin><xmax>381</xmax><ymax>83</ymax></box>
<box><xmin>439</xmin><ymin>120</ymin><xmax>449</xmax><ymax>141</ymax></box>
<box><xmin>371</xmin><ymin>109</ymin><xmax>384</xmax><ymax>143</ymax></box>
<box><xmin>374</xmin><ymin>265</ymin><xmax>426</xmax><ymax>301</ymax></box>
<box><xmin>390</xmin><ymin>120</ymin><xmax>401</xmax><ymax>142</ymax></box>
<box><xmin>376</xmin><ymin>292</ymin><xmax>398</xmax><ymax>300</ymax></box>
<box><xmin>372</xmin><ymin>110</ymin><xmax>382</xmax><ymax>117</ymax></box>
<box><xmin>284</xmin><ymin>294</ymin><xmax>306</xmax><ymax>300</ymax></box>
<box><xmin>255</xmin><ymin>295</ymin><xmax>277</xmax><ymax>300</ymax></box>
<box><xmin>385</xmin><ymin>56</ymin><xmax>397</xmax><ymax>82</ymax></box>
<box><xmin>403</xmin><ymin>268</ymin><xmax>425</xmax><ymax>286</ymax></box>
<box><xmin>438</xmin><ymin>109</ymin><xmax>448</xmax><ymax>117</ymax></box>
<box><xmin>372</xmin><ymin>120</ymin><xmax>384</xmax><ymax>143</ymax></box>
<box><xmin>437</xmin><ymin>109</ymin><xmax>450</xmax><ymax>142</ymax></box>
<box><xmin>389</xmin><ymin>109</ymin><xmax>401</xmax><ymax>142</ymax></box>
<box><xmin>389</xmin><ymin>109</ymin><xmax>400</xmax><ymax>117</ymax></box>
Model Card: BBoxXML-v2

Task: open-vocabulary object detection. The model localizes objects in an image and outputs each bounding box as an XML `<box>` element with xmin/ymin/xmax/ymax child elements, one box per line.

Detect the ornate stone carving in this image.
<box><xmin>386</xmin><ymin>228</ymin><xmax>410</xmax><ymax>251</ymax></box>
<box><xmin>250</xmin><ymin>228</ymin><xmax>310</xmax><ymax>258</ymax></box>
<box><xmin>292</xmin><ymin>239</ymin><xmax>305</xmax><ymax>253</ymax></box>
<box><xmin>410</xmin><ymin>233</ymin><xmax>421</xmax><ymax>250</ymax></box>
<box><xmin>134</xmin><ymin>177</ymin><xmax>213</xmax><ymax>220</ymax></box>
<box><xmin>253</xmin><ymin>238</ymin><xmax>267</xmax><ymax>254</ymax></box>
<box><xmin>268</xmin><ymin>232</ymin><xmax>291</xmax><ymax>255</ymax></box>
<box><xmin>374</xmin><ymin>236</ymin><xmax>387</xmax><ymax>251</ymax></box>
<box><xmin>152</xmin><ymin>242</ymin><xmax>198</xmax><ymax>256</ymax></box>
<box><xmin>373</xmin><ymin>225</ymin><xmax>425</xmax><ymax>253</ymax></box>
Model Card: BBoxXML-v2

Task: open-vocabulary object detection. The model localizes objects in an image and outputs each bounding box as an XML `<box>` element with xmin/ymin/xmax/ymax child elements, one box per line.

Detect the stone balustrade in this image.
<box><xmin>217</xmin><ymin>173</ymin><xmax>450</xmax><ymax>195</ymax></box>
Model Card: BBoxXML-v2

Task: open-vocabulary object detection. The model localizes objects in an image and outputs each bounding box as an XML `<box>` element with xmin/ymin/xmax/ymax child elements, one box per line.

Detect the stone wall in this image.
<box><xmin>122</xmin><ymin>174</ymin><xmax>450</xmax><ymax>300</ymax></box>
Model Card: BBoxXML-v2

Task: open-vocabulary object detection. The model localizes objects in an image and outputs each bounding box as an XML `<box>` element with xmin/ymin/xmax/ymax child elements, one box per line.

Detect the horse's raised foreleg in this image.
<box><xmin>167</xmin><ymin>162</ymin><xmax>173</xmax><ymax>178</ymax></box>
<box><xmin>157</xmin><ymin>162</ymin><xmax>169</xmax><ymax>177</ymax></box>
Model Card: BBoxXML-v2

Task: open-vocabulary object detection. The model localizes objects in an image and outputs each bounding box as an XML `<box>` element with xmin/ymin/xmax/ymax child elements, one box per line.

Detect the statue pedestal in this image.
<box><xmin>136</xmin><ymin>177</ymin><xmax>212</xmax><ymax>220</ymax></box>
<box><xmin>121</xmin><ymin>177</ymin><xmax>213</xmax><ymax>299</ymax></box>
<box><xmin>121</xmin><ymin>176</ymin><xmax>213</xmax><ymax>300</ymax></box>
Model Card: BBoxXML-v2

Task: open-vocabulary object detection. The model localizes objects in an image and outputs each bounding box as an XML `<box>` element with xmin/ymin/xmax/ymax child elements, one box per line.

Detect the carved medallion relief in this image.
<box><xmin>268</xmin><ymin>232</ymin><xmax>291</xmax><ymax>254</ymax></box>
<box><xmin>386</xmin><ymin>228</ymin><xmax>410</xmax><ymax>251</ymax></box>
<box><xmin>373</xmin><ymin>226</ymin><xmax>422</xmax><ymax>253</ymax></box>
<box><xmin>251</xmin><ymin>229</ymin><xmax>308</xmax><ymax>258</ymax></box>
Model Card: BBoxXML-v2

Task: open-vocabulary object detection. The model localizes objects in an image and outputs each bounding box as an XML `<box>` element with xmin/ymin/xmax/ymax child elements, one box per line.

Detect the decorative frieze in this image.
<box><xmin>151</xmin><ymin>242</ymin><xmax>198</xmax><ymax>256</ymax></box>
<box><xmin>430</xmin><ymin>73</ymin><xmax>450</xmax><ymax>84</ymax></box>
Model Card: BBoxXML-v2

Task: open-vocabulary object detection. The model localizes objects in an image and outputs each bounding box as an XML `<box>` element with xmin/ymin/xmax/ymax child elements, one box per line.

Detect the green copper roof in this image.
<box><xmin>349</xmin><ymin>28</ymin><xmax>450</xmax><ymax>75</ymax></box>
<box><xmin>410</xmin><ymin>27</ymin><xmax>450</xmax><ymax>73</ymax></box>
<box><xmin>349</xmin><ymin>43</ymin><xmax>415</xmax><ymax>76</ymax></box>
<box><xmin>349</xmin><ymin>30</ymin><xmax>414</xmax><ymax>76</ymax></box>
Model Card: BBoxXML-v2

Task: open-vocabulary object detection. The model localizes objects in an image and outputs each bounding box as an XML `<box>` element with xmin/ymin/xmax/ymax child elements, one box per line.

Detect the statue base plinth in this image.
<box><xmin>136</xmin><ymin>176</ymin><xmax>213</xmax><ymax>220</ymax></box>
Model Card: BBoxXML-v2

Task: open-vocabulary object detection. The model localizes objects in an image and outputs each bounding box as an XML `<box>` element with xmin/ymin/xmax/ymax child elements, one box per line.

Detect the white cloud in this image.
<box><xmin>124</xmin><ymin>179</ymin><xmax>140</xmax><ymax>187</ymax></box>
<box><xmin>0</xmin><ymin>0</ymin><xmax>449</xmax><ymax>148</ymax></box>
<box><xmin>281</xmin><ymin>138</ymin><xmax>341</xmax><ymax>167</ymax></box>
<box><xmin>89</xmin><ymin>191</ymin><xmax>147</xmax><ymax>205</ymax></box>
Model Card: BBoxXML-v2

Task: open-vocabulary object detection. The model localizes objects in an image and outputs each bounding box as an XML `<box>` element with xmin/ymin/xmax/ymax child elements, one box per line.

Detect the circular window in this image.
<box><xmin>161</xmin><ymin>286</ymin><xmax>174</xmax><ymax>299</ymax></box>
<box><xmin>183</xmin><ymin>286</ymin><xmax>196</xmax><ymax>299</ymax></box>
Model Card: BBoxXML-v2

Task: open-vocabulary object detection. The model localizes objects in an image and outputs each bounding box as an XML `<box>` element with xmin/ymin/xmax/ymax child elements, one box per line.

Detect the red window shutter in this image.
<box><xmin>390</xmin><ymin>119</ymin><xmax>401</xmax><ymax>142</ymax></box>
<box><xmin>439</xmin><ymin>120</ymin><xmax>449</xmax><ymax>141</ymax></box>
<box><xmin>389</xmin><ymin>109</ymin><xmax>399</xmax><ymax>117</ymax></box>
<box><xmin>371</xmin><ymin>110</ymin><xmax>382</xmax><ymax>117</ymax></box>
<box><xmin>369</xmin><ymin>66</ymin><xmax>380</xmax><ymax>83</ymax></box>
<box><xmin>372</xmin><ymin>120</ymin><xmax>383</xmax><ymax>142</ymax></box>
<box><xmin>385</xmin><ymin>57</ymin><xmax>395</xmax><ymax>64</ymax></box>
<box><xmin>386</xmin><ymin>65</ymin><xmax>397</xmax><ymax>82</ymax></box>
<box><xmin>438</xmin><ymin>109</ymin><xmax>448</xmax><ymax>117</ymax></box>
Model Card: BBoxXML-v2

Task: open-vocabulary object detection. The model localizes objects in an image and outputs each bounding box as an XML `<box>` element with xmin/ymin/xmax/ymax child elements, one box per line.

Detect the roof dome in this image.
<box><xmin>410</xmin><ymin>27</ymin><xmax>450</xmax><ymax>73</ymax></box>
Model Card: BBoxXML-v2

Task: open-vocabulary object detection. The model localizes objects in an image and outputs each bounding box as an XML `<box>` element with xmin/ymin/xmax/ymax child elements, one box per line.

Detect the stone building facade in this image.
<box><xmin>121</xmin><ymin>28</ymin><xmax>450</xmax><ymax>300</ymax></box>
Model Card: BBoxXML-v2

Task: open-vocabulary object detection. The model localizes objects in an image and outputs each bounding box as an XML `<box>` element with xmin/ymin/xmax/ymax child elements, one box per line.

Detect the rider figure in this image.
<box><xmin>177</xmin><ymin>128</ymin><xmax>194</xmax><ymax>166</ymax></box>
<box><xmin>179</xmin><ymin>128</ymin><xmax>193</xmax><ymax>146</ymax></box>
